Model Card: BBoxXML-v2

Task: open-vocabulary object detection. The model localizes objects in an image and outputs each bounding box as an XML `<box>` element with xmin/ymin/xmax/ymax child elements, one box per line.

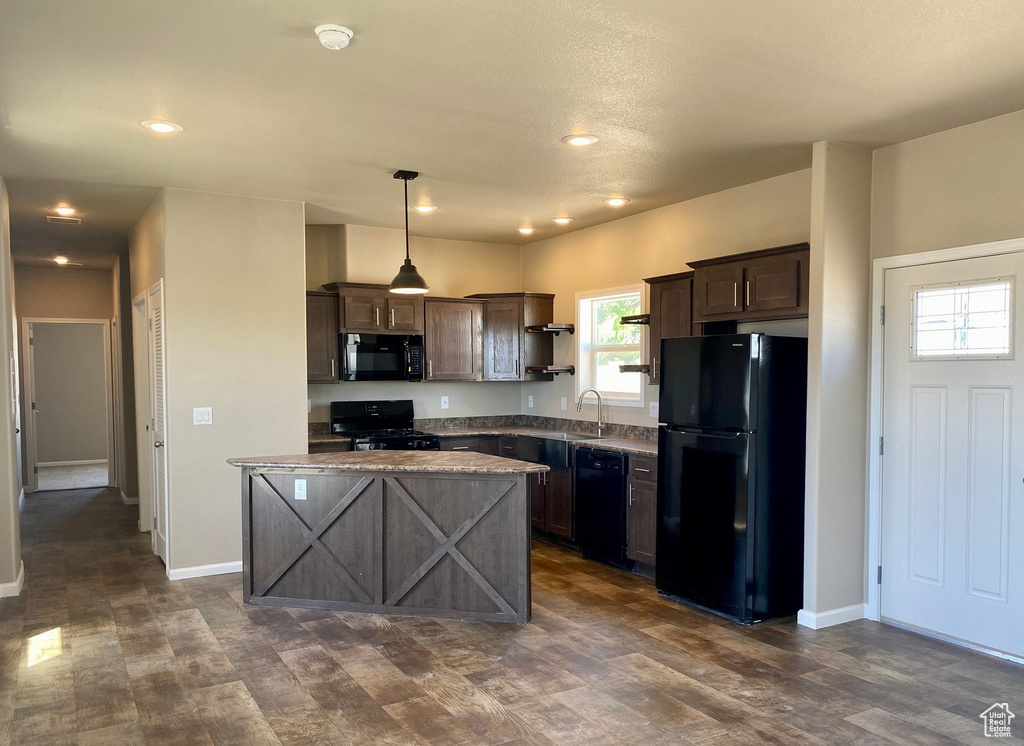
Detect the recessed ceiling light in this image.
<box><xmin>141</xmin><ymin>120</ymin><xmax>183</xmax><ymax>134</ymax></box>
<box><xmin>603</xmin><ymin>197</ymin><xmax>630</xmax><ymax>207</ymax></box>
<box><xmin>561</xmin><ymin>134</ymin><xmax>598</xmax><ymax>147</ymax></box>
<box><xmin>551</xmin><ymin>217</ymin><xmax>574</xmax><ymax>225</ymax></box>
<box><xmin>54</xmin><ymin>206</ymin><xmax>75</xmax><ymax>216</ymax></box>
<box><xmin>517</xmin><ymin>227</ymin><xmax>535</xmax><ymax>235</ymax></box>
<box><xmin>54</xmin><ymin>256</ymin><xmax>69</xmax><ymax>265</ymax></box>
<box><xmin>412</xmin><ymin>205</ymin><xmax>438</xmax><ymax>213</ymax></box>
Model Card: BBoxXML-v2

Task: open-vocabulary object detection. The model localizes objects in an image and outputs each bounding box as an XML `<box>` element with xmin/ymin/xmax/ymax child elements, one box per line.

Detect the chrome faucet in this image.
<box><xmin>576</xmin><ymin>388</ymin><xmax>604</xmax><ymax>437</ymax></box>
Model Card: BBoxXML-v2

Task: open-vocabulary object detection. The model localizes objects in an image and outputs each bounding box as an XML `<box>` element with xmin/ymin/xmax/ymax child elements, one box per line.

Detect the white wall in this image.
<box><xmin>0</xmin><ymin>177</ymin><xmax>22</xmax><ymax>593</ymax></box>
<box><xmin>802</xmin><ymin>142</ymin><xmax>873</xmax><ymax>625</ymax></box>
<box><xmin>520</xmin><ymin>170</ymin><xmax>813</xmax><ymax>427</ymax></box>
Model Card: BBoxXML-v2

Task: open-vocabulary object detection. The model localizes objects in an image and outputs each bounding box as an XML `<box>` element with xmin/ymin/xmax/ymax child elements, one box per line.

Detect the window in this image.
<box><xmin>577</xmin><ymin>286</ymin><xmax>643</xmax><ymax>406</ymax></box>
<box><xmin>912</xmin><ymin>277</ymin><xmax>1014</xmax><ymax>360</ymax></box>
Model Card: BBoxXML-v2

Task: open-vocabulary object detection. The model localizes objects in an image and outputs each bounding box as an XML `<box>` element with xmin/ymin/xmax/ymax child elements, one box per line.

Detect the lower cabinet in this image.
<box><xmin>440</xmin><ymin>436</ymin><xmax>498</xmax><ymax>455</ymax></box>
<box><xmin>627</xmin><ymin>455</ymin><xmax>657</xmax><ymax>564</ymax></box>
<box><xmin>498</xmin><ymin>436</ymin><xmax>518</xmax><ymax>459</ymax></box>
<box><xmin>530</xmin><ymin>466</ymin><xmax>573</xmax><ymax>539</ymax></box>
<box><xmin>308</xmin><ymin>439</ymin><xmax>352</xmax><ymax>454</ymax></box>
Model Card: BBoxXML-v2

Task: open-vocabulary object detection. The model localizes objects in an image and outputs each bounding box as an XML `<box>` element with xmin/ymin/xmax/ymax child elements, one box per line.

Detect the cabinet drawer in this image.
<box><xmin>498</xmin><ymin>436</ymin><xmax>518</xmax><ymax>458</ymax></box>
<box><xmin>629</xmin><ymin>455</ymin><xmax>657</xmax><ymax>482</ymax></box>
<box><xmin>308</xmin><ymin>440</ymin><xmax>352</xmax><ymax>454</ymax></box>
<box><xmin>440</xmin><ymin>437</ymin><xmax>483</xmax><ymax>452</ymax></box>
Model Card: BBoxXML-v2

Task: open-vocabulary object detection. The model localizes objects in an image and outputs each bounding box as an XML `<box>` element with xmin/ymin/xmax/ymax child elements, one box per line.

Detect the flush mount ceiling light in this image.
<box><xmin>141</xmin><ymin>120</ymin><xmax>183</xmax><ymax>134</ymax></box>
<box><xmin>389</xmin><ymin>170</ymin><xmax>429</xmax><ymax>295</ymax></box>
<box><xmin>561</xmin><ymin>134</ymin><xmax>598</xmax><ymax>147</ymax></box>
<box><xmin>315</xmin><ymin>24</ymin><xmax>354</xmax><ymax>50</ymax></box>
<box><xmin>412</xmin><ymin>205</ymin><xmax>438</xmax><ymax>213</ymax></box>
<box><xmin>551</xmin><ymin>217</ymin><xmax>574</xmax><ymax>225</ymax></box>
<box><xmin>53</xmin><ymin>255</ymin><xmax>69</xmax><ymax>265</ymax></box>
<box><xmin>517</xmin><ymin>227</ymin><xmax>535</xmax><ymax>235</ymax></box>
<box><xmin>603</xmin><ymin>197</ymin><xmax>630</xmax><ymax>207</ymax></box>
<box><xmin>54</xmin><ymin>206</ymin><xmax>75</xmax><ymax>216</ymax></box>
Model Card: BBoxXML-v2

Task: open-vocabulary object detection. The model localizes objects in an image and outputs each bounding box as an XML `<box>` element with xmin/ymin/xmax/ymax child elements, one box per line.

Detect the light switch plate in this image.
<box><xmin>294</xmin><ymin>479</ymin><xmax>307</xmax><ymax>500</ymax></box>
<box><xmin>440</xmin><ymin>396</ymin><xmax>449</xmax><ymax>410</ymax></box>
<box><xmin>528</xmin><ymin>395</ymin><xmax>534</xmax><ymax>408</ymax></box>
<box><xmin>649</xmin><ymin>402</ymin><xmax>659</xmax><ymax>418</ymax></box>
<box><xmin>193</xmin><ymin>407</ymin><xmax>212</xmax><ymax>426</ymax></box>
<box><xmin>560</xmin><ymin>397</ymin><xmax>567</xmax><ymax>411</ymax></box>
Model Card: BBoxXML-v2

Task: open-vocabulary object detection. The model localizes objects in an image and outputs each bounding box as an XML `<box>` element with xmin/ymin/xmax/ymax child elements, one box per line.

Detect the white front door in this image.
<box><xmin>148</xmin><ymin>281</ymin><xmax>169</xmax><ymax>565</ymax></box>
<box><xmin>881</xmin><ymin>251</ymin><xmax>1024</xmax><ymax>658</ymax></box>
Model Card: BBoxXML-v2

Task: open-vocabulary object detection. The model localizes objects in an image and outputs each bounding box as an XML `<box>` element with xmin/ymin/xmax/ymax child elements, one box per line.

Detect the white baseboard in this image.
<box><xmin>167</xmin><ymin>561</ymin><xmax>242</xmax><ymax>581</ymax></box>
<box><xmin>797</xmin><ymin>603</ymin><xmax>867</xmax><ymax>630</ymax></box>
<box><xmin>120</xmin><ymin>490</ymin><xmax>139</xmax><ymax>505</ymax></box>
<box><xmin>37</xmin><ymin>459</ymin><xmax>109</xmax><ymax>467</ymax></box>
<box><xmin>0</xmin><ymin>561</ymin><xmax>25</xmax><ymax>598</ymax></box>
<box><xmin>18</xmin><ymin>488</ymin><xmax>24</xmax><ymax>512</ymax></box>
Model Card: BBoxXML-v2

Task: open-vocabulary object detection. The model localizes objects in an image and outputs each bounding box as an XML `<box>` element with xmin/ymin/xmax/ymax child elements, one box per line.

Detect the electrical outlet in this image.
<box><xmin>649</xmin><ymin>401</ymin><xmax>659</xmax><ymax>419</ymax></box>
<box><xmin>440</xmin><ymin>396</ymin><xmax>449</xmax><ymax>410</ymax></box>
<box><xmin>294</xmin><ymin>479</ymin><xmax>307</xmax><ymax>501</ymax></box>
<box><xmin>560</xmin><ymin>397</ymin><xmax>567</xmax><ymax>411</ymax></box>
<box><xmin>193</xmin><ymin>407</ymin><xmax>212</xmax><ymax>426</ymax></box>
<box><xmin>528</xmin><ymin>395</ymin><xmax>534</xmax><ymax>408</ymax></box>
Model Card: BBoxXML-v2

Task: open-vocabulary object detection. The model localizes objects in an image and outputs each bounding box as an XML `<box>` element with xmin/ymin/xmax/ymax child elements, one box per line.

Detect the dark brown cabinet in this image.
<box><xmin>308</xmin><ymin>439</ymin><xmax>352</xmax><ymax>454</ymax></box>
<box><xmin>498</xmin><ymin>436</ymin><xmax>518</xmax><ymax>459</ymax></box>
<box><xmin>529</xmin><ymin>465</ymin><xmax>573</xmax><ymax>538</ymax></box>
<box><xmin>627</xmin><ymin>455</ymin><xmax>657</xmax><ymax>564</ymax></box>
<box><xmin>424</xmin><ymin>298</ymin><xmax>484</xmax><ymax>381</ymax></box>
<box><xmin>644</xmin><ymin>272</ymin><xmax>694</xmax><ymax>385</ymax></box>
<box><xmin>322</xmin><ymin>282</ymin><xmax>425</xmax><ymax>334</ymax></box>
<box><xmin>306</xmin><ymin>292</ymin><xmax>339</xmax><ymax>383</ymax></box>
<box><xmin>466</xmin><ymin>293</ymin><xmax>556</xmax><ymax>381</ymax></box>
<box><xmin>689</xmin><ymin>243</ymin><xmax>809</xmax><ymax>323</ymax></box>
<box><xmin>440</xmin><ymin>436</ymin><xmax>498</xmax><ymax>455</ymax></box>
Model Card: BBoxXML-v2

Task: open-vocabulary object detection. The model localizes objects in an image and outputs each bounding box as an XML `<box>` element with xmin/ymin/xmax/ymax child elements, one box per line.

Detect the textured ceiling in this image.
<box><xmin>2</xmin><ymin>0</ymin><xmax>1024</xmax><ymax>265</ymax></box>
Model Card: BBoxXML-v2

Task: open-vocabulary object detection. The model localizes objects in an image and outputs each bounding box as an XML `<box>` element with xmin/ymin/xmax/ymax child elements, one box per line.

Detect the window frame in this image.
<box><xmin>910</xmin><ymin>275</ymin><xmax>1015</xmax><ymax>361</ymax></box>
<box><xmin>575</xmin><ymin>284</ymin><xmax>645</xmax><ymax>408</ymax></box>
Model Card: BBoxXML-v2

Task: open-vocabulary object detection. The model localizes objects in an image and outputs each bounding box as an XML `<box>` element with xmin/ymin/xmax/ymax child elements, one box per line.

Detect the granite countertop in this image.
<box><xmin>427</xmin><ymin>427</ymin><xmax>658</xmax><ymax>456</ymax></box>
<box><xmin>229</xmin><ymin>451</ymin><xmax>550</xmax><ymax>474</ymax></box>
<box><xmin>308</xmin><ymin>434</ymin><xmax>353</xmax><ymax>446</ymax></box>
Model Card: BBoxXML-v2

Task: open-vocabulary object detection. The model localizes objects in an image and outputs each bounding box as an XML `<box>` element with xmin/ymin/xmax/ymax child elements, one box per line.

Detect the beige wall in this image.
<box><xmin>113</xmin><ymin>256</ymin><xmax>139</xmax><ymax>499</ymax></box>
<box><xmin>803</xmin><ymin>142</ymin><xmax>873</xmax><ymax>619</ymax></box>
<box><xmin>13</xmin><ymin>265</ymin><xmax>113</xmax><ymax>320</ymax></box>
<box><xmin>520</xmin><ymin>169</ymin><xmax>813</xmax><ymax>427</ymax></box>
<box><xmin>161</xmin><ymin>189</ymin><xmax>307</xmax><ymax>572</ymax></box>
<box><xmin>129</xmin><ymin>192</ymin><xmax>166</xmax><ymax>299</ymax></box>
<box><xmin>31</xmin><ymin>323</ymin><xmax>108</xmax><ymax>463</ymax></box>
<box><xmin>307</xmin><ymin>224</ymin><xmax>525</xmax><ymax>422</ymax></box>
<box><xmin>872</xmin><ymin>109</ymin><xmax>1024</xmax><ymax>260</ymax></box>
<box><xmin>0</xmin><ymin>177</ymin><xmax>22</xmax><ymax>591</ymax></box>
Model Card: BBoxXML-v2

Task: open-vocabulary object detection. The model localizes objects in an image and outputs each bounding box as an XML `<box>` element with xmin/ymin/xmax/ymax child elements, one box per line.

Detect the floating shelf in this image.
<box><xmin>618</xmin><ymin>314</ymin><xmax>650</xmax><ymax>326</ymax></box>
<box><xmin>525</xmin><ymin>365</ymin><xmax>575</xmax><ymax>376</ymax></box>
<box><xmin>618</xmin><ymin>364</ymin><xmax>651</xmax><ymax>374</ymax></box>
<box><xmin>525</xmin><ymin>323</ymin><xmax>575</xmax><ymax>335</ymax></box>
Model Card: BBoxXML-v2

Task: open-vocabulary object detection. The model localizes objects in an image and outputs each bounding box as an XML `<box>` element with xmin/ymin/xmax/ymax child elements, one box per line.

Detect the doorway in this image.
<box><xmin>21</xmin><ymin>319</ymin><xmax>114</xmax><ymax>492</ymax></box>
<box><xmin>874</xmin><ymin>245</ymin><xmax>1023</xmax><ymax>660</ymax></box>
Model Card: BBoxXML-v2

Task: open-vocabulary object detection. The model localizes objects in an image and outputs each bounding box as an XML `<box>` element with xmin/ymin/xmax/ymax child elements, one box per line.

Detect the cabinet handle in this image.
<box><xmin>390</xmin><ymin>308</ymin><xmax>395</xmax><ymax>328</ymax></box>
<box><xmin>452</xmin><ymin>446</ymin><xmax>470</xmax><ymax>450</ymax></box>
<box><xmin>515</xmin><ymin>359</ymin><xmax>519</xmax><ymax>377</ymax></box>
<box><xmin>635</xmin><ymin>467</ymin><xmax>650</xmax><ymax>473</ymax></box>
<box><xmin>375</xmin><ymin>308</ymin><xmax>380</xmax><ymax>327</ymax></box>
<box><xmin>428</xmin><ymin>360</ymin><xmax>432</xmax><ymax>379</ymax></box>
<box><xmin>733</xmin><ymin>282</ymin><xmax>738</xmax><ymax>308</ymax></box>
<box><xmin>330</xmin><ymin>359</ymin><xmax>335</xmax><ymax>377</ymax></box>
<box><xmin>745</xmin><ymin>280</ymin><xmax>750</xmax><ymax>307</ymax></box>
<box><xmin>651</xmin><ymin>357</ymin><xmax>657</xmax><ymax>379</ymax></box>
<box><xmin>629</xmin><ymin>484</ymin><xmax>633</xmax><ymax>505</ymax></box>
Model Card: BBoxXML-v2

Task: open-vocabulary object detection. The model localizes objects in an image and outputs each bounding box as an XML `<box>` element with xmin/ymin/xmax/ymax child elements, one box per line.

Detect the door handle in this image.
<box><xmin>154</xmin><ymin>441</ymin><xmax>164</xmax><ymax>448</ymax></box>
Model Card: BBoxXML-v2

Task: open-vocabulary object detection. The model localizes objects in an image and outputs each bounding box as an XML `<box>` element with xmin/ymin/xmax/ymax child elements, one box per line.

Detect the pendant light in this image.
<box><xmin>389</xmin><ymin>170</ymin><xmax>430</xmax><ymax>294</ymax></box>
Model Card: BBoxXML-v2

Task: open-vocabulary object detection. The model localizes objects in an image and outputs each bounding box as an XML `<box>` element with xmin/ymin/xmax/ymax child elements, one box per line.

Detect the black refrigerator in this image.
<box><xmin>656</xmin><ymin>334</ymin><xmax>807</xmax><ymax>623</ymax></box>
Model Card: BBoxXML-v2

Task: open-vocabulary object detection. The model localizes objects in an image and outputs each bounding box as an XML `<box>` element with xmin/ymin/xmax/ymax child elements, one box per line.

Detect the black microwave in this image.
<box><xmin>340</xmin><ymin>333</ymin><xmax>424</xmax><ymax>382</ymax></box>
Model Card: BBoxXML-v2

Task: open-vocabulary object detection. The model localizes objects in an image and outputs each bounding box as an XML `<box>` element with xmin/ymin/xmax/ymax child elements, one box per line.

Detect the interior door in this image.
<box><xmin>148</xmin><ymin>281</ymin><xmax>169</xmax><ymax>564</ymax></box>
<box><xmin>881</xmin><ymin>252</ymin><xmax>1024</xmax><ymax>658</ymax></box>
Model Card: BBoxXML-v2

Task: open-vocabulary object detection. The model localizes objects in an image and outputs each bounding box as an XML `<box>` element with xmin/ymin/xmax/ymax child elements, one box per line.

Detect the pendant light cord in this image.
<box><xmin>404</xmin><ymin>177</ymin><xmax>410</xmax><ymax>261</ymax></box>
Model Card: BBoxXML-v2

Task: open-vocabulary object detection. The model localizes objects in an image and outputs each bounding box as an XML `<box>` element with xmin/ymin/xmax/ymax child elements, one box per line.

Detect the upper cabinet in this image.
<box><xmin>424</xmin><ymin>297</ymin><xmax>484</xmax><ymax>381</ymax></box>
<box><xmin>466</xmin><ymin>293</ymin><xmax>556</xmax><ymax>381</ymax></box>
<box><xmin>322</xmin><ymin>282</ymin><xmax>424</xmax><ymax>334</ymax></box>
<box><xmin>306</xmin><ymin>292</ymin><xmax>339</xmax><ymax>383</ymax></box>
<box><xmin>644</xmin><ymin>271</ymin><xmax>694</xmax><ymax>385</ymax></box>
<box><xmin>689</xmin><ymin>243</ymin><xmax>810</xmax><ymax>323</ymax></box>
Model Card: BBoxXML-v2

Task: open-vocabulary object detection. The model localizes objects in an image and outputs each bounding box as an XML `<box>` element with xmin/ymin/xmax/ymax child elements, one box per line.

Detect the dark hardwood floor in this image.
<box><xmin>1</xmin><ymin>487</ymin><xmax>1021</xmax><ymax>745</ymax></box>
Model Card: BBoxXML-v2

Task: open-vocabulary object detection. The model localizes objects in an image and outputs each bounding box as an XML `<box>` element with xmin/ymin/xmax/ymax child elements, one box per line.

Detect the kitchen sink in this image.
<box><xmin>516</xmin><ymin>432</ymin><xmax>602</xmax><ymax>467</ymax></box>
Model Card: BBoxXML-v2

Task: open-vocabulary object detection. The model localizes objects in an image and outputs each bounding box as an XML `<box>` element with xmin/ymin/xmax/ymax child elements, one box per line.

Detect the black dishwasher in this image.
<box><xmin>575</xmin><ymin>448</ymin><xmax>634</xmax><ymax>570</ymax></box>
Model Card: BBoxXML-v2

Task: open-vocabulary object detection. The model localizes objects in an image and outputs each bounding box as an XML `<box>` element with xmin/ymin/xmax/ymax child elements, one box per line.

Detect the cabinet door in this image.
<box><xmin>744</xmin><ymin>256</ymin><xmax>803</xmax><ymax>314</ymax></box>
<box><xmin>483</xmin><ymin>299</ymin><xmax>523</xmax><ymax>380</ymax></box>
<box><xmin>424</xmin><ymin>300</ymin><xmax>483</xmax><ymax>381</ymax></box>
<box><xmin>498</xmin><ymin>436</ymin><xmax>518</xmax><ymax>459</ymax></box>
<box><xmin>648</xmin><ymin>277</ymin><xmax>692</xmax><ymax>385</ymax></box>
<box><xmin>343</xmin><ymin>294</ymin><xmax>385</xmax><ymax>332</ymax></box>
<box><xmin>476</xmin><ymin>436</ymin><xmax>499</xmax><ymax>456</ymax></box>
<box><xmin>693</xmin><ymin>264</ymin><xmax>744</xmax><ymax>320</ymax></box>
<box><xmin>387</xmin><ymin>297</ymin><xmax>424</xmax><ymax>333</ymax></box>
<box><xmin>530</xmin><ymin>473</ymin><xmax>547</xmax><ymax>530</ymax></box>
<box><xmin>306</xmin><ymin>293</ymin><xmax>339</xmax><ymax>383</ymax></box>
<box><xmin>544</xmin><ymin>466</ymin><xmax>574</xmax><ymax>539</ymax></box>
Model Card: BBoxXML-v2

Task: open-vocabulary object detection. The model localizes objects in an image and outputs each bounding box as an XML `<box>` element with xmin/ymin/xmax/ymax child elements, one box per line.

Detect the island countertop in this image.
<box><xmin>228</xmin><ymin>450</ymin><xmax>549</xmax><ymax>474</ymax></box>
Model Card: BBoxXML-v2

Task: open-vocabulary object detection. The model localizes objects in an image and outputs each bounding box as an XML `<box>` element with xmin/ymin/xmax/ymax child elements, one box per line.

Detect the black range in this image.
<box><xmin>330</xmin><ymin>400</ymin><xmax>440</xmax><ymax>451</ymax></box>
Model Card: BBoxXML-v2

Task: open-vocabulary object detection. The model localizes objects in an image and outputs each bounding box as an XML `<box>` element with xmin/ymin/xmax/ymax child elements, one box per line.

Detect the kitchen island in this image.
<box><xmin>228</xmin><ymin>451</ymin><xmax>547</xmax><ymax>624</ymax></box>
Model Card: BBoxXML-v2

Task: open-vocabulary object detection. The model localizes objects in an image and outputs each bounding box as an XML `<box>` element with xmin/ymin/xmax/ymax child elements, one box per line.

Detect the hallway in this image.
<box><xmin>2</xmin><ymin>489</ymin><xmax>1024</xmax><ymax>745</ymax></box>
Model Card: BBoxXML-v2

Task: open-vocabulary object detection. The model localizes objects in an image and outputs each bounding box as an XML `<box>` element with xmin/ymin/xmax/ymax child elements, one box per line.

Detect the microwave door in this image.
<box><xmin>342</xmin><ymin>334</ymin><xmax>407</xmax><ymax>381</ymax></box>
